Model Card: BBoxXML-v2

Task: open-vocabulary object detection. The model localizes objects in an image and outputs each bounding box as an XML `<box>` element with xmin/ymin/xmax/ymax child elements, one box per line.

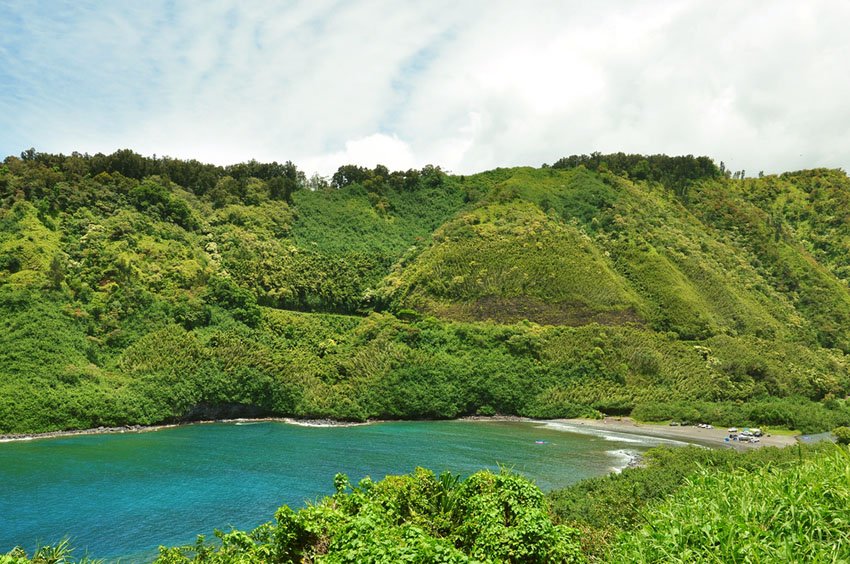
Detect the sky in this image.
<box><xmin>2</xmin><ymin>0</ymin><xmax>849</xmax><ymax>177</ymax></box>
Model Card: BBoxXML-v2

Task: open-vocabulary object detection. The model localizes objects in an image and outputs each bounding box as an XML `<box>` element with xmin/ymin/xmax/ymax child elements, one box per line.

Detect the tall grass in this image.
<box><xmin>611</xmin><ymin>446</ymin><xmax>850</xmax><ymax>562</ymax></box>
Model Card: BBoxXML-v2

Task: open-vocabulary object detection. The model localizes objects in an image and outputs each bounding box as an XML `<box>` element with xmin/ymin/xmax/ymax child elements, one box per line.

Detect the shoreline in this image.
<box><xmin>551</xmin><ymin>416</ymin><xmax>799</xmax><ymax>451</ymax></box>
<box><xmin>0</xmin><ymin>414</ymin><xmax>799</xmax><ymax>449</ymax></box>
<box><xmin>0</xmin><ymin>417</ymin><xmax>366</xmax><ymax>443</ymax></box>
<box><xmin>0</xmin><ymin>415</ymin><xmax>532</xmax><ymax>444</ymax></box>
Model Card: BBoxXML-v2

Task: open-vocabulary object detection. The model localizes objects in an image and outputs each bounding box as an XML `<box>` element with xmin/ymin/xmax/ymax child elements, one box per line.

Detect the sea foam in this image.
<box><xmin>540</xmin><ymin>421</ymin><xmax>688</xmax><ymax>447</ymax></box>
<box><xmin>607</xmin><ymin>449</ymin><xmax>640</xmax><ymax>472</ymax></box>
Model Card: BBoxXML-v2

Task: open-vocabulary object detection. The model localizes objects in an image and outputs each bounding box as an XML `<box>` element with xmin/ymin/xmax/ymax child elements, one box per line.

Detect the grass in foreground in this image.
<box><xmin>611</xmin><ymin>445</ymin><xmax>850</xmax><ymax>562</ymax></box>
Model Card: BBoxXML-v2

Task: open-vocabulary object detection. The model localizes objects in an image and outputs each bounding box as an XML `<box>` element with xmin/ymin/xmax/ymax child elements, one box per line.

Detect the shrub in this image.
<box><xmin>154</xmin><ymin>469</ymin><xmax>584</xmax><ymax>563</ymax></box>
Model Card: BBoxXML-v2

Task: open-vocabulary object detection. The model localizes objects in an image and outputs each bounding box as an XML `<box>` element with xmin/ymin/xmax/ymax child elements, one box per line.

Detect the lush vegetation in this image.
<box><xmin>5</xmin><ymin>148</ymin><xmax>850</xmax><ymax>560</ymax></box>
<box><xmin>154</xmin><ymin>469</ymin><xmax>583</xmax><ymax>563</ymax></box>
<box><xmin>549</xmin><ymin>442</ymin><xmax>834</xmax><ymax>560</ymax></box>
<box><xmin>610</xmin><ymin>445</ymin><xmax>850</xmax><ymax>562</ymax></box>
<box><xmin>3</xmin><ymin>150</ymin><xmax>850</xmax><ymax>436</ymax></box>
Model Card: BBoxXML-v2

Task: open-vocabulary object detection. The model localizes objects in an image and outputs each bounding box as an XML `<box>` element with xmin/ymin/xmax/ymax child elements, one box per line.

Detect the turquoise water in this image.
<box><xmin>0</xmin><ymin>420</ymin><xmax>671</xmax><ymax>562</ymax></box>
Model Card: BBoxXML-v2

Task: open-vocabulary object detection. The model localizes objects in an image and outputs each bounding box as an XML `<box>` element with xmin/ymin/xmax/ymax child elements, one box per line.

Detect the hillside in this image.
<box><xmin>2</xmin><ymin>151</ymin><xmax>850</xmax><ymax>434</ymax></box>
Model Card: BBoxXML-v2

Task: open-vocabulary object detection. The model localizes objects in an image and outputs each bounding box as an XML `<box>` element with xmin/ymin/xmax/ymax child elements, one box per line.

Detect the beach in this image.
<box><xmin>554</xmin><ymin>417</ymin><xmax>799</xmax><ymax>450</ymax></box>
<box><xmin>2</xmin><ymin>415</ymin><xmax>803</xmax><ymax>449</ymax></box>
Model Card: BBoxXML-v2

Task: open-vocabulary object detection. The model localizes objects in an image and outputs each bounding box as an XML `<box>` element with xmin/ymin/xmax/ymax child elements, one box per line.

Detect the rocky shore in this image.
<box><xmin>0</xmin><ymin>417</ymin><xmax>367</xmax><ymax>443</ymax></box>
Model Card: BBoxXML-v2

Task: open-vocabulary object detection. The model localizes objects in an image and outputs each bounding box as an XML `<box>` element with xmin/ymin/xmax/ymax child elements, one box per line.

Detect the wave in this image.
<box><xmin>538</xmin><ymin>421</ymin><xmax>689</xmax><ymax>447</ymax></box>
<box><xmin>219</xmin><ymin>418</ymin><xmax>372</xmax><ymax>428</ymax></box>
<box><xmin>607</xmin><ymin>449</ymin><xmax>640</xmax><ymax>473</ymax></box>
<box><xmin>279</xmin><ymin>418</ymin><xmax>371</xmax><ymax>428</ymax></box>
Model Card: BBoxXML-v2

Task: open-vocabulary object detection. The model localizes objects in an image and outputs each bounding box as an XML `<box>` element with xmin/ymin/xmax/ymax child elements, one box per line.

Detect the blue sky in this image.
<box><xmin>2</xmin><ymin>1</ymin><xmax>850</xmax><ymax>176</ymax></box>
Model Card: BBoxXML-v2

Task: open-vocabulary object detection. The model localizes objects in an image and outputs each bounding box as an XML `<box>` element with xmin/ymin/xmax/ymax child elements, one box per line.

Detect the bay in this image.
<box><xmin>0</xmin><ymin>420</ymin><xmax>674</xmax><ymax>562</ymax></box>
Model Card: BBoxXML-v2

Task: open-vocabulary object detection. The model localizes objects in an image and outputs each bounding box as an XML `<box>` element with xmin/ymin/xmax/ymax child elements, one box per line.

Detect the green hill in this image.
<box><xmin>2</xmin><ymin>151</ymin><xmax>850</xmax><ymax>435</ymax></box>
<box><xmin>381</xmin><ymin>165</ymin><xmax>807</xmax><ymax>341</ymax></box>
<box><xmin>381</xmin><ymin>198</ymin><xmax>643</xmax><ymax>325</ymax></box>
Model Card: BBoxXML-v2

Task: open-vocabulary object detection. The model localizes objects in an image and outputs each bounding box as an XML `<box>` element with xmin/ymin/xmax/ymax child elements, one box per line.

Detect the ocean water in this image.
<box><xmin>0</xmin><ymin>420</ymin><xmax>663</xmax><ymax>562</ymax></box>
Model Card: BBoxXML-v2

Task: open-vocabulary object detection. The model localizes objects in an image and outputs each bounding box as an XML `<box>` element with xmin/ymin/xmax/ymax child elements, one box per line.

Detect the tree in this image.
<box><xmin>632</xmin><ymin>159</ymin><xmax>651</xmax><ymax>180</ymax></box>
<box><xmin>834</xmin><ymin>426</ymin><xmax>850</xmax><ymax>445</ymax></box>
<box><xmin>208</xmin><ymin>176</ymin><xmax>242</xmax><ymax>208</ymax></box>
<box><xmin>243</xmin><ymin>178</ymin><xmax>270</xmax><ymax>205</ymax></box>
<box><xmin>106</xmin><ymin>149</ymin><xmax>146</xmax><ymax>179</ymax></box>
<box><xmin>306</xmin><ymin>173</ymin><xmax>329</xmax><ymax>191</ymax></box>
<box><xmin>205</xmin><ymin>275</ymin><xmax>261</xmax><ymax>326</ymax></box>
<box><xmin>331</xmin><ymin>164</ymin><xmax>371</xmax><ymax>189</ymax></box>
<box><xmin>129</xmin><ymin>179</ymin><xmax>197</xmax><ymax>229</ymax></box>
<box><xmin>48</xmin><ymin>254</ymin><xmax>65</xmax><ymax>290</ymax></box>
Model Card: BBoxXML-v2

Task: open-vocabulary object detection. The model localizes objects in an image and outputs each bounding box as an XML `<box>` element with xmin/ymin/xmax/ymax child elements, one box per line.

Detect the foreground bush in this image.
<box><xmin>155</xmin><ymin>468</ymin><xmax>583</xmax><ymax>563</ymax></box>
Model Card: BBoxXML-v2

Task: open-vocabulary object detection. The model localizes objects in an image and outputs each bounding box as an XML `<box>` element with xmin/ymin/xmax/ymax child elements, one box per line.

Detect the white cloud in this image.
<box><xmin>301</xmin><ymin>133</ymin><xmax>416</xmax><ymax>174</ymax></box>
<box><xmin>2</xmin><ymin>0</ymin><xmax>849</xmax><ymax>177</ymax></box>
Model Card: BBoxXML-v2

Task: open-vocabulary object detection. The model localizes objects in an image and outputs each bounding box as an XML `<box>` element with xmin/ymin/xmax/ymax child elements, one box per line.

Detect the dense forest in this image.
<box><xmin>4</xmin><ymin>149</ymin><xmax>850</xmax><ymax>561</ymax></box>
<box><xmin>3</xmin><ymin>150</ymin><xmax>850</xmax><ymax>435</ymax></box>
